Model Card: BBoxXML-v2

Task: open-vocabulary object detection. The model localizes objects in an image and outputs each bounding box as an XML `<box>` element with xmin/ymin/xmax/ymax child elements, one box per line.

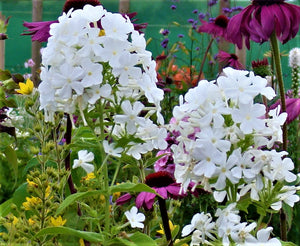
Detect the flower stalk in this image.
<box><xmin>157</xmin><ymin>197</ymin><xmax>173</xmax><ymax>246</ymax></box>
<box><xmin>269</xmin><ymin>31</ymin><xmax>287</xmax><ymax>241</ymax></box>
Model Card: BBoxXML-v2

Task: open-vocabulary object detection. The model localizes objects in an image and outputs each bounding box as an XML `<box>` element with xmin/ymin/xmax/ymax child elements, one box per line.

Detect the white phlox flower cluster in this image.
<box><xmin>39</xmin><ymin>5</ymin><xmax>163</xmax><ymax>122</ymax></box>
<box><xmin>182</xmin><ymin>203</ymin><xmax>281</xmax><ymax>246</ymax></box>
<box><xmin>288</xmin><ymin>47</ymin><xmax>300</xmax><ymax>68</ymax></box>
<box><xmin>38</xmin><ymin>5</ymin><xmax>167</xmax><ymax>159</ymax></box>
<box><xmin>170</xmin><ymin>68</ymin><xmax>299</xmax><ymax>244</ymax></box>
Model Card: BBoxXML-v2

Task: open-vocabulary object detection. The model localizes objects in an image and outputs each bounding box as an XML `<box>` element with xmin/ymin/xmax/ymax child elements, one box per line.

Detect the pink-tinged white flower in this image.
<box><xmin>124</xmin><ymin>206</ymin><xmax>145</xmax><ymax>229</ymax></box>
<box><xmin>84</xmin><ymin>84</ymin><xmax>112</xmax><ymax>104</ymax></box>
<box><xmin>80</xmin><ymin>58</ymin><xmax>103</xmax><ymax>87</ymax></box>
<box><xmin>103</xmin><ymin>140</ymin><xmax>123</xmax><ymax>158</ymax></box>
<box><xmin>227</xmin><ymin>0</ymin><xmax>300</xmax><ymax>49</ymax></box>
<box><xmin>231</xmin><ymin>102</ymin><xmax>266</xmax><ymax>134</ymax></box>
<box><xmin>114</xmin><ymin>100</ymin><xmax>145</xmax><ymax>134</ymax></box>
<box><xmin>71</xmin><ymin>4</ymin><xmax>106</xmax><ymax>23</ymax></box>
<box><xmin>73</xmin><ymin>150</ymin><xmax>95</xmax><ymax>173</ymax></box>
<box><xmin>269</xmin><ymin>156</ymin><xmax>297</xmax><ymax>183</ymax></box>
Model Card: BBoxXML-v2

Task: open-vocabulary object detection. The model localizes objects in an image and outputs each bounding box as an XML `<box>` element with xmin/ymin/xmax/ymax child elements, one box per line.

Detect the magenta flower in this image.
<box><xmin>270</xmin><ymin>98</ymin><xmax>300</xmax><ymax>124</ymax></box>
<box><xmin>227</xmin><ymin>0</ymin><xmax>300</xmax><ymax>49</ymax></box>
<box><xmin>198</xmin><ymin>15</ymin><xmax>230</xmax><ymax>39</ymax></box>
<box><xmin>217</xmin><ymin>50</ymin><xmax>244</xmax><ymax>70</ymax></box>
<box><xmin>136</xmin><ymin>171</ymin><xmax>183</xmax><ymax>210</ymax></box>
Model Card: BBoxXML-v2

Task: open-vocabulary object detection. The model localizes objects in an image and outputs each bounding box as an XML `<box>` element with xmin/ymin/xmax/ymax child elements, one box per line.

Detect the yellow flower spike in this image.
<box><xmin>157</xmin><ymin>220</ymin><xmax>176</xmax><ymax>235</ymax></box>
<box><xmin>12</xmin><ymin>216</ymin><xmax>19</xmax><ymax>225</ymax></box>
<box><xmin>16</xmin><ymin>78</ymin><xmax>34</xmax><ymax>95</ymax></box>
<box><xmin>22</xmin><ymin>196</ymin><xmax>42</xmax><ymax>210</ymax></box>
<box><xmin>28</xmin><ymin>218</ymin><xmax>35</xmax><ymax>226</ymax></box>
<box><xmin>82</xmin><ymin>172</ymin><xmax>96</xmax><ymax>181</ymax></box>
<box><xmin>174</xmin><ymin>239</ymin><xmax>188</xmax><ymax>246</ymax></box>
<box><xmin>79</xmin><ymin>238</ymin><xmax>85</xmax><ymax>246</ymax></box>
<box><xmin>45</xmin><ymin>185</ymin><xmax>51</xmax><ymax>199</ymax></box>
<box><xmin>50</xmin><ymin>216</ymin><xmax>67</xmax><ymax>227</ymax></box>
<box><xmin>26</xmin><ymin>178</ymin><xmax>38</xmax><ymax>188</ymax></box>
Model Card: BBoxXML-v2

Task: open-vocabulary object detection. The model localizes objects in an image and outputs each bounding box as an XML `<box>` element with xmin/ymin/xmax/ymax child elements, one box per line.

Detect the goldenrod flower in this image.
<box><xmin>22</xmin><ymin>196</ymin><xmax>42</xmax><ymax>210</ymax></box>
<box><xmin>28</xmin><ymin>218</ymin><xmax>35</xmax><ymax>226</ymax></box>
<box><xmin>50</xmin><ymin>216</ymin><xmax>67</xmax><ymax>226</ymax></box>
<box><xmin>16</xmin><ymin>78</ymin><xmax>34</xmax><ymax>95</ymax></box>
<box><xmin>157</xmin><ymin>220</ymin><xmax>177</xmax><ymax>235</ymax></box>
<box><xmin>45</xmin><ymin>185</ymin><xmax>51</xmax><ymax>199</ymax></box>
<box><xmin>26</xmin><ymin>178</ymin><xmax>38</xmax><ymax>187</ymax></box>
<box><xmin>79</xmin><ymin>238</ymin><xmax>85</xmax><ymax>246</ymax></box>
<box><xmin>12</xmin><ymin>216</ymin><xmax>19</xmax><ymax>225</ymax></box>
<box><xmin>82</xmin><ymin>172</ymin><xmax>96</xmax><ymax>181</ymax></box>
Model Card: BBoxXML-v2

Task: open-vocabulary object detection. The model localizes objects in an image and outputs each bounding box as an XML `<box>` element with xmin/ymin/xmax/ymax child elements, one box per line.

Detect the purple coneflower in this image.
<box><xmin>136</xmin><ymin>171</ymin><xmax>182</xmax><ymax>210</ymax></box>
<box><xmin>227</xmin><ymin>0</ymin><xmax>300</xmax><ymax>49</ymax></box>
<box><xmin>217</xmin><ymin>50</ymin><xmax>244</xmax><ymax>70</ymax></box>
<box><xmin>198</xmin><ymin>15</ymin><xmax>229</xmax><ymax>39</ymax></box>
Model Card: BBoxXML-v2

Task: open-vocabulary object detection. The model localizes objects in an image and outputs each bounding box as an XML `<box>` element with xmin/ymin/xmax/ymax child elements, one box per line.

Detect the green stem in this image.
<box><xmin>103</xmin><ymin>160</ymin><xmax>110</xmax><ymax>244</ymax></box>
<box><xmin>197</xmin><ymin>38</ymin><xmax>213</xmax><ymax>81</ymax></box>
<box><xmin>270</xmin><ymin>32</ymin><xmax>287</xmax><ymax>242</ymax></box>
<box><xmin>270</xmin><ymin>32</ymin><xmax>287</xmax><ymax>152</ymax></box>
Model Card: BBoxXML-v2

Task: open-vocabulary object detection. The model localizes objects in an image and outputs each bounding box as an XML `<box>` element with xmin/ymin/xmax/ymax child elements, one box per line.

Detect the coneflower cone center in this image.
<box><xmin>214</xmin><ymin>15</ymin><xmax>229</xmax><ymax>28</ymax></box>
<box><xmin>63</xmin><ymin>0</ymin><xmax>101</xmax><ymax>13</ymax></box>
<box><xmin>145</xmin><ymin>171</ymin><xmax>175</xmax><ymax>188</ymax></box>
<box><xmin>252</xmin><ymin>0</ymin><xmax>284</xmax><ymax>6</ymax></box>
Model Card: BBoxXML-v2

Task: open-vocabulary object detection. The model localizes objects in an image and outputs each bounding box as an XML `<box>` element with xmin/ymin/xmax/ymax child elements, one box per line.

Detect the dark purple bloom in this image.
<box><xmin>161</xmin><ymin>38</ymin><xmax>169</xmax><ymax>49</ymax></box>
<box><xmin>116</xmin><ymin>193</ymin><xmax>132</xmax><ymax>206</ymax></box>
<box><xmin>193</xmin><ymin>9</ymin><xmax>198</xmax><ymax>14</ymax></box>
<box><xmin>208</xmin><ymin>0</ymin><xmax>218</xmax><ymax>7</ymax></box>
<box><xmin>198</xmin><ymin>12</ymin><xmax>206</xmax><ymax>20</ymax></box>
<box><xmin>136</xmin><ymin>171</ymin><xmax>184</xmax><ymax>210</ymax></box>
<box><xmin>187</xmin><ymin>18</ymin><xmax>194</xmax><ymax>24</ymax></box>
<box><xmin>178</xmin><ymin>34</ymin><xmax>184</xmax><ymax>38</ymax></box>
<box><xmin>161</xmin><ymin>29</ymin><xmax>170</xmax><ymax>36</ymax></box>
<box><xmin>222</xmin><ymin>8</ymin><xmax>232</xmax><ymax>14</ymax></box>
<box><xmin>170</xmin><ymin>5</ymin><xmax>177</xmax><ymax>10</ymax></box>
<box><xmin>63</xmin><ymin>0</ymin><xmax>100</xmax><ymax>13</ymax></box>
<box><xmin>217</xmin><ymin>50</ymin><xmax>244</xmax><ymax>69</ymax></box>
<box><xmin>227</xmin><ymin>0</ymin><xmax>300</xmax><ymax>49</ymax></box>
<box><xmin>198</xmin><ymin>15</ymin><xmax>230</xmax><ymax>40</ymax></box>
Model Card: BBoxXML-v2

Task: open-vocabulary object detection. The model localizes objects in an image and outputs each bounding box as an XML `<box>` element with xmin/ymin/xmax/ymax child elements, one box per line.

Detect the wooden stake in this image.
<box><xmin>31</xmin><ymin>0</ymin><xmax>43</xmax><ymax>86</ymax></box>
<box><xmin>119</xmin><ymin>0</ymin><xmax>130</xmax><ymax>14</ymax></box>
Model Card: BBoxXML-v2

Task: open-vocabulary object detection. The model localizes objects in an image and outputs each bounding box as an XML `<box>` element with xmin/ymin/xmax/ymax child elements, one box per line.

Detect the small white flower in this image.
<box><xmin>103</xmin><ymin>140</ymin><xmax>123</xmax><ymax>157</ymax></box>
<box><xmin>73</xmin><ymin>150</ymin><xmax>95</xmax><ymax>173</ymax></box>
<box><xmin>125</xmin><ymin>206</ymin><xmax>145</xmax><ymax>229</ymax></box>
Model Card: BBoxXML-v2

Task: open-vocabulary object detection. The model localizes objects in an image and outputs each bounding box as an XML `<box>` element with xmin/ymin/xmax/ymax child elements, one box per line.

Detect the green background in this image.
<box><xmin>1</xmin><ymin>0</ymin><xmax>300</xmax><ymax>86</ymax></box>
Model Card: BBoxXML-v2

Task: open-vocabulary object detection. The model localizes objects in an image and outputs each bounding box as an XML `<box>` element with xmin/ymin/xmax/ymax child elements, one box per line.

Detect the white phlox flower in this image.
<box><xmin>181</xmin><ymin>212</ymin><xmax>216</xmax><ymax>244</ymax></box>
<box><xmin>73</xmin><ymin>150</ymin><xmax>95</xmax><ymax>173</ymax></box>
<box><xmin>103</xmin><ymin>140</ymin><xmax>123</xmax><ymax>158</ymax></box>
<box><xmin>124</xmin><ymin>206</ymin><xmax>145</xmax><ymax>229</ymax></box>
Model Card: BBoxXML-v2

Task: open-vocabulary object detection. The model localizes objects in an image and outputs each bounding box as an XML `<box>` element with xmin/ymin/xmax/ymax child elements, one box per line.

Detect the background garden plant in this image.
<box><xmin>0</xmin><ymin>0</ymin><xmax>300</xmax><ymax>246</ymax></box>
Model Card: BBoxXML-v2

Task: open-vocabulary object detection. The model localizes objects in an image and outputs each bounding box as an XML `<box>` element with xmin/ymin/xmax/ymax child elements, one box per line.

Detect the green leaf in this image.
<box><xmin>22</xmin><ymin>157</ymin><xmax>40</xmax><ymax>176</ymax></box>
<box><xmin>128</xmin><ymin>232</ymin><xmax>157</xmax><ymax>246</ymax></box>
<box><xmin>55</xmin><ymin>190</ymin><xmax>105</xmax><ymax>215</ymax></box>
<box><xmin>12</xmin><ymin>182</ymin><xmax>29</xmax><ymax>208</ymax></box>
<box><xmin>0</xmin><ymin>198</ymin><xmax>13</xmax><ymax>217</ymax></box>
<box><xmin>281</xmin><ymin>241</ymin><xmax>298</xmax><ymax>246</ymax></box>
<box><xmin>33</xmin><ymin>226</ymin><xmax>104</xmax><ymax>242</ymax></box>
<box><xmin>4</xmin><ymin>145</ymin><xmax>18</xmax><ymax>186</ymax></box>
<box><xmin>0</xmin><ymin>69</ymin><xmax>11</xmax><ymax>81</ymax></box>
<box><xmin>109</xmin><ymin>182</ymin><xmax>156</xmax><ymax>194</ymax></box>
<box><xmin>108</xmin><ymin>237</ymin><xmax>136</xmax><ymax>246</ymax></box>
<box><xmin>144</xmin><ymin>154</ymin><xmax>166</xmax><ymax>168</ymax></box>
